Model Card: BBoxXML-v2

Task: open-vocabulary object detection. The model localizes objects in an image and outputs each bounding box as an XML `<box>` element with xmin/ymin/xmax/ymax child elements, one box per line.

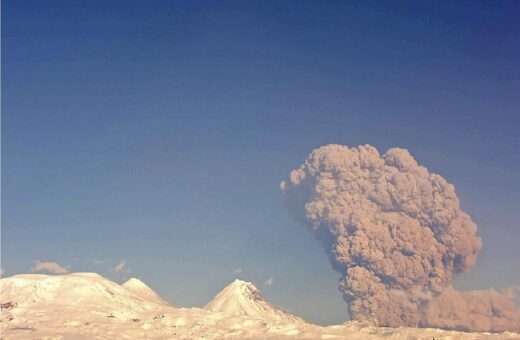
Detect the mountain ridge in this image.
<box><xmin>1</xmin><ymin>272</ymin><xmax>518</xmax><ymax>339</ymax></box>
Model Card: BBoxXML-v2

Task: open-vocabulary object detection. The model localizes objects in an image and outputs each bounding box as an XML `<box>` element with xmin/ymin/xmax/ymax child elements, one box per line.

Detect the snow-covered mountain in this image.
<box><xmin>1</xmin><ymin>273</ymin><xmax>518</xmax><ymax>339</ymax></box>
<box><xmin>205</xmin><ymin>279</ymin><xmax>304</xmax><ymax>324</ymax></box>
<box><xmin>122</xmin><ymin>277</ymin><xmax>170</xmax><ymax>306</ymax></box>
<box><xmin>0</xmin><ymin>273</ymin><xmax>165</xmax><ymax>314</ymax></box>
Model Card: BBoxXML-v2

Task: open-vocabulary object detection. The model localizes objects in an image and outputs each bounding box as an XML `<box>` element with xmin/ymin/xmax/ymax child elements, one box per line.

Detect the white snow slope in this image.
<box><xmin>122</xmin><ymin>277</ymin><xmax>170</xmax><ymax>306</ymax></box>
<box><xmin>205</xmin><ymin>279</ymin><xmax>304</xmax><ymax>324</ymax></box>
<box><xmin>1</xmin><ymin>273</ymin><xmax>519</xmax><ymax>339</ymax></box>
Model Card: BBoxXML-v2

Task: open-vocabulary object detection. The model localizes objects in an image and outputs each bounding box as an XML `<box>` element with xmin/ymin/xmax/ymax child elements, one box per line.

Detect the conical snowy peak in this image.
<box><xmin>213</xmin><ymin>279</ymin><xmax>262</xmax><ymax>301</ymax></box>
<box><xmin>122</xmin><ymin>278</ymin><xmax>170</xmax><ymax>306</ymax></box>
<box><xmin>122</xmin><ymin>277</ymin><xmax>153</xmax><ymax>292</ymax></box>
<box><xmin>205</xmin><ymin>279</ymin><xmax>304</xmax><ymax>324</ymax></box>
<box><xmin>122</xmin><ymin>277</ymin><xmax>143</xmax><ymax>286</ymax></box>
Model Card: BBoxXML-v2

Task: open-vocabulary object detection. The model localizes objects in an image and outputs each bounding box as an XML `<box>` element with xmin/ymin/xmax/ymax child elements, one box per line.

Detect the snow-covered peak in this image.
<box><xmin>122</xmin><ymin>277</ymin><xmax>147</xmax><ymax>288</ymax></box>
<box><xmin>222</xmin><ymin>279</ymin><xmax>260</xmax><ymax>295</ymax></box>
<box><xmin>229</xmin><ymin>278</ymin><xmax>254</xmax><ymax>286</ymax></box>
<box><xmin>122</xmin><ymin>277</ymin><xmax>170</xmax><ymax>306</ymax></box>
<box><xmin>205</xmin><ymin>279</ymin><xmax>304</xmax><ymax>324</ymax></box>
<box><xmin>0</xmin><ymin>272</ymin><xmax>169</xmax><ymax>317</ymax></box>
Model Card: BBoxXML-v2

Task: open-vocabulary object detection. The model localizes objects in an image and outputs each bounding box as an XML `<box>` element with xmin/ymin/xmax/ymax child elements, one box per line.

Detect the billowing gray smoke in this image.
<box><xmin>280</xmin><ymin>144</ymin><xmax>520</xmax><ymax>332</ymax></box>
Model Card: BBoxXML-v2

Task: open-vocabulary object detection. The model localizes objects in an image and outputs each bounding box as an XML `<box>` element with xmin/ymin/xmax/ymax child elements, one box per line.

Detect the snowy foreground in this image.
<box><xmin>1</xmin><ymin>273</ymin><xmax>518</xmax><ymax>339</ymax></box>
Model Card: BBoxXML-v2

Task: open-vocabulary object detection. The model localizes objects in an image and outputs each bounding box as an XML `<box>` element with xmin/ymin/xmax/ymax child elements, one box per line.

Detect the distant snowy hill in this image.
<box><xmin>1</xmin><ymin>273</ymin><xmax>519</xmax><ymax>339</ymax></box>
<box><xmin>205</xmin><ymin>279</ymin><xmax>304</xmax><ymax>324</ymax></box>
<box><xmin>0</xmin><ymin>272</ymin><xmax>168</xmax><ymax>319</ymax></box>
<box><xmin>122</xmin><ymin>277</ymin><xmax>170</xmax><ymax>306</ymax></box>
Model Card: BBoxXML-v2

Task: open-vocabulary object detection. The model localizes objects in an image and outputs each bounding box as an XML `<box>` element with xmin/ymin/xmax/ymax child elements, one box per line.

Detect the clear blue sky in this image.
<box><xmin>2</xmin><ymin>0</ymin><xmax>519</xmax><ymax>325</ymax></box>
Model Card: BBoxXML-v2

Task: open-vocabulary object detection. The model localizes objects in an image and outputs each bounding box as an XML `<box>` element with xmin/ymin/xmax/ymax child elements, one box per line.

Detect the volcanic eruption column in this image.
<box><xmin>281</xmin><ymin>144</ymin><xmax>519</xmax><ymax>332</ymax></box>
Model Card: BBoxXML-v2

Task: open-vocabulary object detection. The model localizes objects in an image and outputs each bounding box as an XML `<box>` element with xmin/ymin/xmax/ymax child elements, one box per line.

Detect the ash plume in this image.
<box><xmin>280</xmin><ymin>144</ymin><xmax>520</xmax><ymax>332</ymax></box>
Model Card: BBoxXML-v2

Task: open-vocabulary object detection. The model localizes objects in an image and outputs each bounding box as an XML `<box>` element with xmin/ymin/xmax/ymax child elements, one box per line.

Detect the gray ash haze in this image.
<box><xmin>280</xmin><ymin>144</ymin><xmax>520</xmax><ymax>332</ymax></box>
